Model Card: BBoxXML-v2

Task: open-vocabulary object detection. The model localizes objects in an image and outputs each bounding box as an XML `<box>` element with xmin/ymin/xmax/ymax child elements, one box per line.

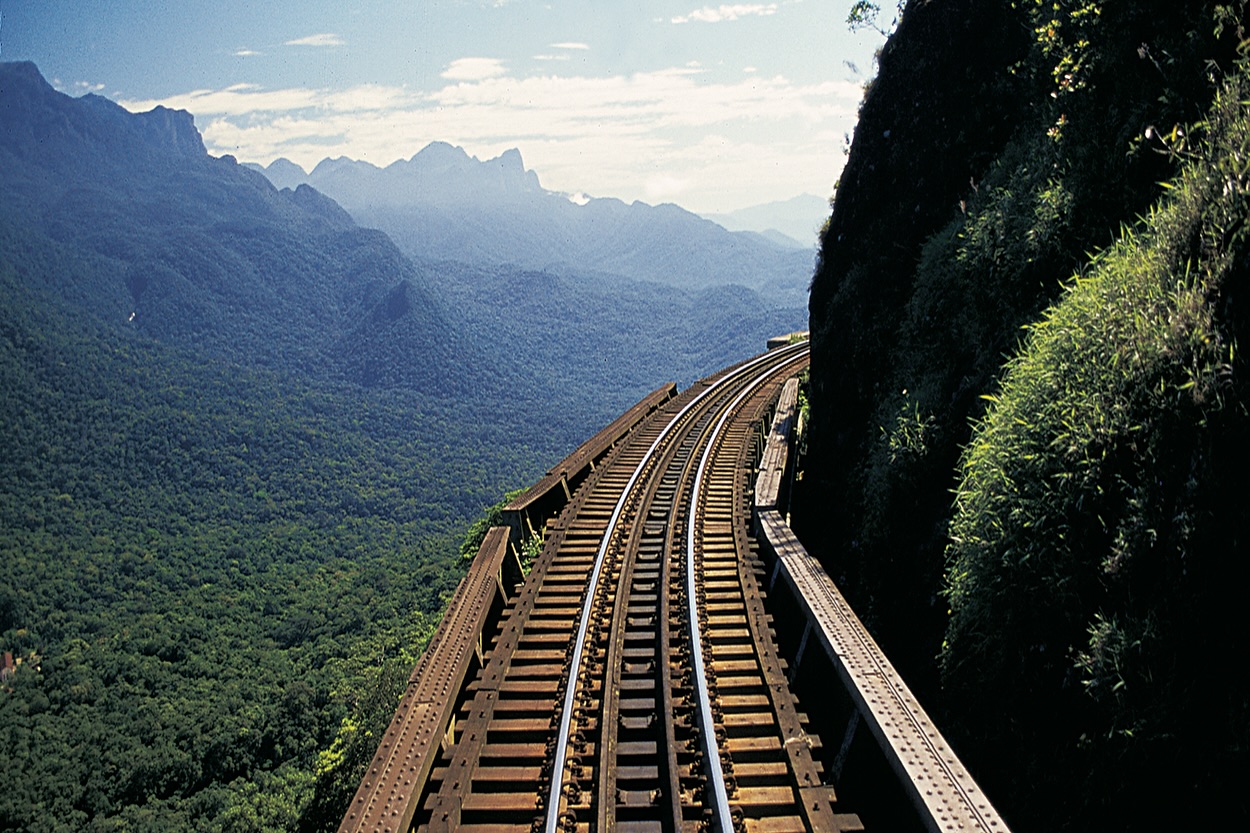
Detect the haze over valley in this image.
<box><xmin>0</xmin><ymin>57</ymin><xmax>813</xmax><ymax>832</ymax></box>
<box><xmin>6</xmin><ymin>1</ymin><xmax>1250</xmax><ymax>831</ymax></box>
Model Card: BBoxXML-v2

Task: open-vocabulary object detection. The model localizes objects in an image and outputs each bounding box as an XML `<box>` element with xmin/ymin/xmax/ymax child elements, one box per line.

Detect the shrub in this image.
<box><xmin>941</xmin><ymin>58</ymin><xmax>1250</xmax><ymax>826</ymax></box>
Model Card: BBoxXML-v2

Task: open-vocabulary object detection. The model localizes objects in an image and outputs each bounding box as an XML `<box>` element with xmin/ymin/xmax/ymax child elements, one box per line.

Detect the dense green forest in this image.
<box><xmin>0</xmin><ymin>55</ymin><xmax>804</xmax><ymax>833</ymax></box>
<box><xmin>803</xmin><ymin>1</ymin><xmax>1250</xmax><ymax>828</ymax></box>
<box><xmin>0</xmin><ymin>266</ymin><xmax>549</xmax><ymax>833</ymax></box>
<box><xmin>0</xmin><ymin>60</ymin><xmax>565</xmax><ymax>833</ymax></box>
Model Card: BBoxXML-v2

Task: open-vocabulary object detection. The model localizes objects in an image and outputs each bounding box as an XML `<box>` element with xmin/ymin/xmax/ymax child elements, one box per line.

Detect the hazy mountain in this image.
<box><xmin>252</xmin><ymin>145</ymin><xmax>815</xmax><ymax>307</ymax></box>
<box><xmin>0</xmin><ymin>59</ymin><xmax>807</xmax><ymax>832</ymax></box>
<box><xmin>253</xmin><ymin>156</ymin><xmax>309</xmax><ymax>190</ymax></box>
<box><xmin>423</xmin><ymin>258</ymin><xmax>806</xmax><ymax>396</ymax></box>
<box><xmin>298</xmin><ymin>143</ymin><xmax>543</xmax><ymax>206</ymax></box>
<box><xmin>3</xmin><ymin>59</ymin><xmax>804</xmax><ymax>418</ymax></box>
<box><xmin>0</xmin><ymin>61</ymin><xmax>470</xmax><ymax>395</ymax></box>
<box><xmin>702</xmin><ymin>193</ymin><xmax>830</xmax><ymax>248</ymax></box>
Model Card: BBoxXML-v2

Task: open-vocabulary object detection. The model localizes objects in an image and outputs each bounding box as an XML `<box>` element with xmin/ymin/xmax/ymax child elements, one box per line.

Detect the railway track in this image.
<box><xmin>343</xmin><ymin>339</ymin><xmax>1009</xmax><ymax>833</ymax></box>
<box><xmin>398</xmin><ymin>342</ymin><xmax>840</xmax><ymax>833</ymax></box>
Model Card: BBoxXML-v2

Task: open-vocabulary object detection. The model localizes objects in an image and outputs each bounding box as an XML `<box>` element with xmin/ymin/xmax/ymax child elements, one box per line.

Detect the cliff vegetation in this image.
<box><xmin>803</xmin><ymin>1</ymin><xmax>1250</xmax><ymax>827</ymax></box>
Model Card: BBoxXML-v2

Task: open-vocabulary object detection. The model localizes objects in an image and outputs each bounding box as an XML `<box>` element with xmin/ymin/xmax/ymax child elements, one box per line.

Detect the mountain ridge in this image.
<box><xmin>701</xmin><ymin>193</ymin><xmax>828</xmax><ymax>248</ymax></box>
<box><xmin>246</xmin><ymin>145</ymin><xmax>815</xmax><ymax>306</ymax></box>
<box><xmin>0</xmin><ymin>60</ymin><xmax>474</xmax><ymax>395</ymax></box>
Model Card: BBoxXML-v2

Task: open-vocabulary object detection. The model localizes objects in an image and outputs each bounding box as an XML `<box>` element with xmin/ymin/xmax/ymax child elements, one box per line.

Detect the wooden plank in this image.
<box><xmin>752</xmin><ymin>377</ymin><xmax>799</xmax><ymax>513</ymax></box>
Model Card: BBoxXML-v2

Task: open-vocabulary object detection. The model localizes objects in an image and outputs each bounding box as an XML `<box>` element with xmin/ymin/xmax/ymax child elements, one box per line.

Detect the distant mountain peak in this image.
<box><xmin>268</xmin><ymin>157</ymin><xmax>307</xmax><ymax>175</ymax></box>
<box><xmin>133</xmin><ymin>105</ymin><xmax>205</xmax><ymax>156</ymax></box>
<box><xmin>1</xmin><ymin>60</ymin><xmax>206</xmax><ymax>162</ymax></box>
<box><xmin>495</xmin><ymin>147</ymin><xmax>524</xmax><ymax>170</ymax></box>
<box><xmin>2</xmin><ymin>59</ymin><xmax>48</xmax><ymax>86</ymax></box>
<box><xmin>701</xmin><ymin>193</ymin><xmax>829</xmax><ymax>248</ymax></box>
<box><xmin>262</xmin><ymin>141</ymin><xmax>545</xmax><ymax>208</ymax></box>
<box><xmin>309</xmin><ymin>155</ymin><xmax>370</xmax><ymax>177</ymax></box>
<box><xmin>484</xmin><ymin>147</ymin><xmax>541</xmax><ymax>192</ymax></box>
<box><xmin>410</xmin><ymin>141</ymin><xmax>470</xmax><ymax>164</ymax></box>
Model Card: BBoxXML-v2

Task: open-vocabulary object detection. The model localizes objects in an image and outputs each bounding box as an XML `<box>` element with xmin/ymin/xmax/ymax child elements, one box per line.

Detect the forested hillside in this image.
<box><xmin>0</xmin><ymin>61</ymin><xmax>559</xmax><ymax>832</ymax></box>
<box><xmin>801</xmin><ymin>1</ymin><xmax>1250</xmax><ymax>828</ymax></box>
<box><xmin>419</xmin><ymin>260</ymin><xmax>804</xmax><ymax>397</ymax></box>
<box><xmin>0</xmin><ymin>269</ymin><xmax>535</xmax><ymax>832</ymax></box>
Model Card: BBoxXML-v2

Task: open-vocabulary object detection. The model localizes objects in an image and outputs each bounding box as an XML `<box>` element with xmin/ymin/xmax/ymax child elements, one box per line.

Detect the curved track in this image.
<box><xmin>342</xmin><ymin>338</ymin><xmax>1015</xmax><ymax>833</ymax></box>
<box><xmin>399</xmin><ymin>343</ymin><xmax>855</xmax><ymax>833</ymax></box>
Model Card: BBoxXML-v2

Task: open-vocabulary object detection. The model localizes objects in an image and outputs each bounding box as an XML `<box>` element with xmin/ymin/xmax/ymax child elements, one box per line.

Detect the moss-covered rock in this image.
<box><xmin>943</xmin><ymin>61</ymin><xmax>1250</xmax><ymax>828</ymax></box>
<box><xmin>802</xmin><ymin>0</ymin><xmax>1250</xmax><ymax>827</ymax></box>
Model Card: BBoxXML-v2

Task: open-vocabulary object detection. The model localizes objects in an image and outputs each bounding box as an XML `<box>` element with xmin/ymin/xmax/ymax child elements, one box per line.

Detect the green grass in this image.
<box><xmin>941</xmin><ymin>57</ymin><xmax>1250</xmax><ymax>826</ymax></box>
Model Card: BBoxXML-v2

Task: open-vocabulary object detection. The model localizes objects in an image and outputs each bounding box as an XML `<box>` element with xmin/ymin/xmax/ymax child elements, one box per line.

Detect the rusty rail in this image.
<box><xmin>341</xmin><ymin>335</ymin><xmax>1008</xmax><ymax>833</ymax></box>
<box><xmin>340</xmin><ymin>382</ymin><xmax>677</xmax><ymax>833</ymax></box>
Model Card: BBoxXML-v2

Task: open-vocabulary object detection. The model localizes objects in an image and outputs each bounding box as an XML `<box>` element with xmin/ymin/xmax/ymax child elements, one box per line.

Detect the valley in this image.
<box><xmin>0</xmin><ymin>59</ymin><xmax>813</xmax><ymax>833</ymax></box>
<box><xmin>7</xmin><ymin>0</ymin><xmax>1250</xmax><ymax>830</ymax></box>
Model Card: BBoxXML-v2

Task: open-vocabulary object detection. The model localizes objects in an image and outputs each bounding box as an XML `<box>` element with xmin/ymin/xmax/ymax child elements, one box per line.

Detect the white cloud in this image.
<box><xmin>75</xmin><ymin>81</ymin><xmax>107</xmax><ymax>92</ymax></box>
<box><xmin>441</xmin><ymin>57</ymin><xmax>508</xmax><ymax>81</ymax></box>
<box><xmin>234</xmin><ymin>48</ymin><xmax>261</xmax><ymax>57</ymax></box>
<box><xmin>120</xmin><ymin>86</ymin><xmax>321</xmax><ymax>117</ymax></box>
<box><xmin>645</xmin><ymin>174</ymin><xmax>693</xmax><ymax>202</ymax></box>
<box><xmin>120</xmin><ymin>65</ymin><xmax>859</xmax><ymax>212</ymax></box>
<box><xmin>533</xmin><ymin>54</ymin><xmax>569</xmax><ymax>62</ymax></box>
<box><xmin>550</xmin><ymin>42</ymin><xmax>590</xmax><ymax>50</ymax></box>
<box><xmin>284</xmin><ymin>33</ymin><xmax>343</xmax><ymax>47</ymax></box>
<box><xmin>672</xmin><ymin>4</ymin><xmax>778</xmax><ymax>24</ymax></box>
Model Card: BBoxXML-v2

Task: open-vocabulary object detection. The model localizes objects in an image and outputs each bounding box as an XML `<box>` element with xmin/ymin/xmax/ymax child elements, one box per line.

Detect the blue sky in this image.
<box><xmin>1</xmin><ymin>1</ymin><xmax>883</xmax><ymax>212</ymax></box>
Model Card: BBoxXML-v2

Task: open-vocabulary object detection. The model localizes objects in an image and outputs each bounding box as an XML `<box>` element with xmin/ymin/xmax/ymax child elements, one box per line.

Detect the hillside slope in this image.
<box><xmin>801</xmin><ymin>1</ymin><xmax>1249</xmax><ymax>828</ymax></box>
<box><xmin>251</xmin><ymin>145</ymin><xmax>816</xmax><ymax>307</ymax></box>
<box><xmin>0</xmin><ymin>61</ymin><xmax>471</xmax><ymax>396</ymax></box>
<box><xmin>0</xmin><ymin>61</ymin><xmax>553</xmax><ymax>833</ymax></box>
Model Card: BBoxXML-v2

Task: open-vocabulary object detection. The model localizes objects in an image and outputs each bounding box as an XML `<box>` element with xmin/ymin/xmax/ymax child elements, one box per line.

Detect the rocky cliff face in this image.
<box><xmin>801</xmin><ymin>1</ymin><xmax>1249</xmax><ymax>828</ymax></box>
<box><xmin>1</xmin><ymin>61</ymin><xmax>205</xmax><ymax>171</ymax></box>
<box><xmin>802</xmin><ymin>0</ymin><xmax>1029</xmax><ymax>678</ymax></box>
<box><xmin>0</xmin><ymin>60</ymin><xmax>463</xmax><ymax>394</ymax></box>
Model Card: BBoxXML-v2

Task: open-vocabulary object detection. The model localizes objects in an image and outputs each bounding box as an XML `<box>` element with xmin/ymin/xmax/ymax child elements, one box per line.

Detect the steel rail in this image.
<box><xmin>685</xmin><ymin>350</ymin><xmax>807</xmax><ymax>833</ymax></box>
<box><xmin>543</xmin><ymin>343</ymin><xmax>806</xmax><ymax>833</ymax></box>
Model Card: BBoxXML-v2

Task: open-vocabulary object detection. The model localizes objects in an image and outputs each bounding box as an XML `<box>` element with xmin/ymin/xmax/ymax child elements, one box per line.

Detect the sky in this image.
<box><xmin>0</xmin><ymin>1</ymin><xmax>884</xmax><ymax>213</ymax></box>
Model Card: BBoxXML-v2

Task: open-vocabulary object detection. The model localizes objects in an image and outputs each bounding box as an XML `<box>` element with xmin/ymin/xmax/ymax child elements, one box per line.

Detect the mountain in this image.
<box><xmin>247</xmin><ymin>141</ymin><xmax>810</xmax><ymax>399</ymax></box>
<box><xmin>799</xmin><ymin>3</ymin><xmax>1250</xmax><ymax>829</ymax></box>
<box><xmin>701</xmin><ymin>193</ymin><xmax>830</xmax><ymax>248</ymax></box>
<box><xmin>252</xmin><ymin>156</ymin><xmax>309</xmax><ymax>191</ymax></box>
<box><xmin>0</xmin><ymin>61</ymin><xmax>474</xmax><ymax>396</ymax></box>
<box><xmin>427</xmin><ymin>260</ymin><xmax>805</xmax><ymax>396</ymax></box>
<box><xmin>1</xmin><ymin>58</ymin><xmax>805</xmax><ymax>442</ymax></box>
<box><xmin>251</xmin><ymin>145</ymin><xmax>815</xmax><ymax>307</ymax></box>
<box><xmin>295</xmin><ymin>142</ymin><xmax>543</xmax><ymax>206</ymax></box>
<box><xmin>0</xmin><ymin>60</ymin><xmax>566</xmax><ymax>833</ymax></box>
<box><xmin>0</xmin><ymin>59</ymin><xmax>809</xmax><ymax>833</ymax></box>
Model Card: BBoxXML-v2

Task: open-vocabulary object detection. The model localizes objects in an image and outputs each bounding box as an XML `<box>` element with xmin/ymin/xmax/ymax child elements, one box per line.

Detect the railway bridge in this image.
<box><xmin>339</xmin><ymin>339</ymin><xmax>1009</xmax><ymax>833</ymax></box>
